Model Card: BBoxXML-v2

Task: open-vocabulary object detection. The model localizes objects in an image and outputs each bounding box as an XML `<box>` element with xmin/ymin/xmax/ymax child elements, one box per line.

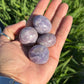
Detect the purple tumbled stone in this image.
<box><xmin>37</xmin><ymin>33</ymin><xmax>56</xmax><ymax>47</ymax></box>
<box><xmin>28</xmin><ymin>45</ymin><xmax>49</xmax><ymax>64</ymax></box>
<box><xmin>19</xmin><ymin>27</ymin><xmax>38</xmax><ymax>45</ymax></box>
<box><xmin>33</xmin><ymin>15</ymin><xmax>52</xmax><ymax>34</ymax></box>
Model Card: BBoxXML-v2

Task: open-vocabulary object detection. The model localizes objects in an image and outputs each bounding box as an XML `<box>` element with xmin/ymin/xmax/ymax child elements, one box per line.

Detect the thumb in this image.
<box><xmin>2</xmin><ymin>20</ymin><xmax>26</xmax><ymax>41</ymax></box>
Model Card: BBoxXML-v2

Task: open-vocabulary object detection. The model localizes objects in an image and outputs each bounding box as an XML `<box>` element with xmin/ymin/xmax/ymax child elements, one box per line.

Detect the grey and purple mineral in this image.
<box><xmin>29</xmin><ymin>45</ymin><xmax>49</xmax><ymax>64</ymax></box>
<box><xmin>19</xmin><ymin>27</ymin><xmax>38</xmax><ymax>45</ymax></box>
<box><xmin>37</xmin><ymin>33</ymin><xmax>56</xmax><ymax>47</ymax></box>
<box><xmin>33</xmin><ymin>15</ymin><xmax>52</xmax><ymax>34</ymax></box>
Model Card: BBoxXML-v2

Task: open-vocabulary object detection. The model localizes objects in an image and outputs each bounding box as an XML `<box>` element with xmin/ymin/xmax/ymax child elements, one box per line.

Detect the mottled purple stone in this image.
<box><xmin>37</xmin><ymin>33</ymin><xmax>56</xmax><ymax>47</ymax></box>
<box><xmin>33</xmin><ymin>15</ymin><xmax>52</xmax><ymax>34</ymax></box>
<box><xmin>19</xmin><ymin>27</ymin><xmax>38</xmax><ymax>45</ymax></box>
<box><xmin>28</xmin><ymin>45</ymin><xmax>49</xmax><ymax>64</ymax></box>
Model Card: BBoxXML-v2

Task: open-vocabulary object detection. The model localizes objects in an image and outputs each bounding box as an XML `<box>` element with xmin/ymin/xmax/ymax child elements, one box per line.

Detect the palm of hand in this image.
<box><xmin>0</xmin><ymin>0</ymin><xmax>73</xmax><ymax>84</ymax></box>
<box><xmin>0</xmin><ymin>39</ymin><xmax>58</xmax><ymax>84</ymax></box>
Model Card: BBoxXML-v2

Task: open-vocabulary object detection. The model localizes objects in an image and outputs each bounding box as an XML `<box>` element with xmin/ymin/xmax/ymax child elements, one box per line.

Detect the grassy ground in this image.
<box><xmin>0</xmin><ymin>0</ymin><xmax>84</xmax><ymax>84</ymax></box>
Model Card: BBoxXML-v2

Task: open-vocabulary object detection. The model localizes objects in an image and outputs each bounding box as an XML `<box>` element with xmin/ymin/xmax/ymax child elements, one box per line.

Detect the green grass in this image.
<box><xmin>0</xmin><ymin>0</ymin><xmax>84</xmax><ymax>84</ymax></box>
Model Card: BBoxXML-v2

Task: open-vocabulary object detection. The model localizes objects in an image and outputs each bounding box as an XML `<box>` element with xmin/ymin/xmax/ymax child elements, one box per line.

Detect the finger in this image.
<box><xmin>1</xmin><ymin>20</ymin><xmax>26</xmax><ymax>41</ymax></box>
<box><xmin>50</xmin><ymin>3</ymin><xmax>68</xmax><ymax>34</ymax></box>
<box><xmin>55</xmin><ymin>16</ymin><xmax>73</xmax><ymax>55</ymax></box>
<box><xmin>44</xmin><ymin>0</ymin><xmax>62</xmax><ymax>21</ymax></box>
<box><xmin>33</xmin><ymin>0</ymin><xmax>50</xmax><ymax>15</ymax></box>
<box><xmin>26</xmin><ymin>0</ymin><xmax>50</xmax><ymax>26</ymax></box>
<box><xmin>48</xmin><ymin>16</ymin><xmax>73</xmax><ymax>61</ymax></box>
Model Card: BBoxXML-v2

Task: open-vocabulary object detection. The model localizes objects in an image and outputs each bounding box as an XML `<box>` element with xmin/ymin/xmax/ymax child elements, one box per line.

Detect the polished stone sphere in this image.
<box><xmin>19</xmin><ymin>27</ymin><xmax>38</xmax><ymax>45</ymax></box>
<box><xmin>33</xmin><ymin>15</ymin><xmax>52</xmax><ymax>34</ymax></box>
<box><xmin>28</xmin><ymin>45</ymin><xmax>49</xmax><ymax>64</ymax></box>
<box><xmin>37</xmin><ymin>33</ymin><xmax>56</xmax><ymax>47</ymax></box>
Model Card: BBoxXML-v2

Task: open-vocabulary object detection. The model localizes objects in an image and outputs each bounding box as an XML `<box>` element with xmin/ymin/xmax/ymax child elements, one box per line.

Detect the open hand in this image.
<box><xmin>0</xmin><ymin>0</ymin><xmax>73</xmax><ymax>84</ymax></box>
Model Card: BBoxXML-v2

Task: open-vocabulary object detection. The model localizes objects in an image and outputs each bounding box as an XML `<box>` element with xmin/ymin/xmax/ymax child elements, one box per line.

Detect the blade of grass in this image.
<box><xmin>2</xmin><ymin>0</ymin><xmax>6</xmax><ymax>11</ymax></box>
<box><xmin>61</xmin><ymin>56</ymin><xmax>72</xmax><ymax>71</ymax></box>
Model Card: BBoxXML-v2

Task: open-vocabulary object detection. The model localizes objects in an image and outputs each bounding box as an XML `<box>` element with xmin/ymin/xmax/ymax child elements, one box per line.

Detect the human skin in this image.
<box><xmin>0</xmin><ymin>0</ymin><xmax>73</xmax><ymax>84</ymax></box>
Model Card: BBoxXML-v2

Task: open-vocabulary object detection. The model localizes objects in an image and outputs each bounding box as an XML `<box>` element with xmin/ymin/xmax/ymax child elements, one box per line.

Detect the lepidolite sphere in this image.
<box><xmin>28</xmin><ymin>45</ymin><xmax>49</xmax><ymax>64</ymax></box>
<box><xmin>37</xmin><ymin>33</ymin><xmax>56</xmax><ymax>47</ymax></box>
<box><xmin>33</xmin><ymin>15</ymin><xmax>52</xmax><ymax>34</ymax></box>
<box><xmin>19</xmin><ymin>27</ymin><xmax>38</xmax><ymax>45</ymax></box>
